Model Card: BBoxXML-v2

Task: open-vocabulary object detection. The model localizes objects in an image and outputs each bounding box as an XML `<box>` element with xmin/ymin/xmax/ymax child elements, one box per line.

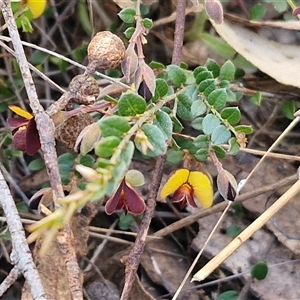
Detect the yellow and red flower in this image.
<box><xmin>7</xmin><ymin>105</ymin><xmax>41</xmax><ymax>156</ymax></box>
<box><xmin>105</xmin><ymin>173</ymin><xmax>146</xmax><ymax>215</ymax></box>
<box><xmin>160</xmin><ymin>168</ymin><xmax>214</xmax><ymax>209</ymax></box>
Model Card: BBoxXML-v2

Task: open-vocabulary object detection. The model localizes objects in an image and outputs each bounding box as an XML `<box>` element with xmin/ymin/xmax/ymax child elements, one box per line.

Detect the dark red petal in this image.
<box><xmin>7</xmin><ymin>117</ymin><xmax>29</xmax><ymax>128</ymax></box>
<box><xmin>12</xmin><ymin>129</ymin><xmax>26</xmax><ymax>151</ymax></box>
<box><xmin>186</xmin><ymin>193</ymin><xmax>198</xmax><ymax>208</ymax></box>
<box><xmin>105</xmin><ymin>181</ymin><xmax>125</xmax><ymax>215</ymax></box>
<box><xmin>123</xmin><ymin>182</ymin><xmax>146</xmax><ymax>215</ymax></box>
<box><xmin>137</xmin><ymin>80</ymin><xmax>152</xmax><ymax>101</ymax></box>
<box><xmin>26</xmin><ymin>119</ymin><xmax>41</xmax><ymax>156</ymax></box>
<box><xmin>171</xmin><ymin>189</ymin><xmax>186</xmax><ymax>203</ymax></box>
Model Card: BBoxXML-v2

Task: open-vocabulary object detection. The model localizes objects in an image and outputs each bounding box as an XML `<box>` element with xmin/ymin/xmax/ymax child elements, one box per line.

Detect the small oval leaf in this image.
<box><xmin>211</xmin><ymin>125</ymin><xmax>231</xmax><ymax>144</ymax></box>
<box><xmin>118</xmin><ymin>92</ymin><xmax>146</xmax><ymax>116</ymax></box>
<box><xmin>207</xmin><ymin>88</ymin><xmax>227</xmax><ymax>110</ymax></box>
<box><xmin>166</xmin><ymin>65</ymin><xmax>186</xmax><ymax>87</ymax></box>
<box><xmin>99</xmin><ymin>115</ymin><xmax>130</xmax><ymax>137</ymax></box>
<box><xmin>251</xmin><ymin>262</ymin><xmax>268</xmax><ymax>280</ymax></box>
<box><xmin>202</xmin><ymin>114</ymin><xmax>220</xmax><ymax>135</ymax></box>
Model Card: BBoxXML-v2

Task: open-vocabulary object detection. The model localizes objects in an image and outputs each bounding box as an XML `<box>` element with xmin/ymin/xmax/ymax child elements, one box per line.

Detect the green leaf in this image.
<box><xmin>172</xmin><ymin>115</ymin><xmax>184</xmax><ymax>133</ymax></box>
<box><xmin>166</xmin><ymin>65</ymin><xmax>186</xmax><ymax>87</ymax></box>
<box><xmin>0</xmin><ymin>102</ymin><xmax>8</xmax><ymax>113</ymax></box>
<box><xmin>251</xmin><ymin>262</ymin><xmax>268</xmax><ymax>280</ymax></box>
<box><xmin>118</xmin><ymin>7</ymin><xmax>136</xmax><ymax>23</ymax></box>
<box><xmin>193</xmin><ymin>135</ymin><xmax>209</xmax><ymax>149</ymax></box>
<box><xmin>250</xmin><ymin>4</ymin><xmax>266</xmax><ymax>20</ymax></box>
<box><xmin>221</xmin><ymin>107</ymin><xmax>241</xmax><ymax>125</ymax></box>
<box><xmin>77</xmin><ymin>0</ymin><xmax>92</xmax><ymax>35</ymax></box>
<box><xmin>193</xmin><ymin>66</ymin><xmax>207</xmax><ymax>79</ymax></box>
<box><xmin>250</xmin><ymin>91</ymin><xmax>262</xmax><ymax>105</ymax></box>
<box><xmin>149</xmin><ymin>61</ymin><xmax>165</xmax><ymax>69</ymax></box>
<box><xmin>137</xmin><ymin>124</ymin><xmax>166</xmax><ymax>157</ymax></box>
<box><xmin>198</xmin><ymin>78</ymin><xmax>216</xmax><ymax>96</ymax></box>
<box><xmin>153</xmin><ymin>78</ymin><xmax>169</xmax><ymax>100</ymax></box>
<box><xmin>212</xmin><ymin>125</ymin><xmax>231</xmax><ymax>144</ymax></box>
<box><xmin>166</xmin><ymin>148</ymin><xmax>184</xmax><ymax>166</ymax></box>
<box><xmin>228</xmin><ymin>137</ymin><xmax>240</xmax><ymax>155</ymax></box>
<box><xmin>177</xmin><ymin>93</ymin><xmax>193</xmax><ymax>120</ymax></box>
<box><xmin>106</xmin><ymin>141</ymin><xmax>134</xmax><ymax>196</ymax></box>
<box><xmin>195</xmin><ymin>70</ymin><xmax>214</xmax><ymax>84</ymax></box>
<box><xmin>226</xmin><ymin>224</ymin><xmax>242</xmax><ymax>237</ymax></box>
<box><xmin>219</xmin><ymin>60</ymin><xmax>235</xmax><ymax>81</ymax></box>
<box><xmin>191</xmin><ymin>117</ymin><xmax>203</xmax><ymax>130</ymax></box>
<box><xmin>207</xmin><ymin>88</ymin><xmax>227</xmax><ymax>110</ymax></box>
<box><xmin>234</xmin><ymin>125</ymin><xmax>253</xmax><ymax>134</ymax></box>
<box><xmin>95</xmin><ymin>136</ymin><xmax>121</xmax><ymax>158</ymax></box>
<box><xmin>194</xmin><ymin>148</ymin><xmax>208</xmax><ymax>162</ymax></box>
<box><xmin>118</xmin><ymin>213</ymin><xmax>134</xmax><ymax>230</ymax></box>
<box><xmin>213</xmin><ymin>145</ymin><xmax>227</xmax><ymax>159</ymax></box>
<box><xmin>79</xmin><ymin>155</ymin><xmax>95</xmax><ymax>167</ymax></box>
<box><xmin>141</xmin><ymin>18</ymin><xmax>153</xmax><ymax>29</ymax></box>
<box><xmin>191</xmin><ymin>99</ymin><xmax>207</xmax><ymax>118</ymax></box>
<box><xmin>263</xmin><ymin>0</ymin><xmax>287</xmax><ymax>12</ymax></box>
<box><xmin>153</xmin><ymin>110</ymin><xmax>173</xmax><ymax>140</ymax></box>
<box><xmin>28</xmin><ymin>158</ymin><xmax>45</xmax><ymax>171</ymax></box>
<box><xmin>226</xmin><ymin>89</ymin><xmax>237</xmax><ymax>102</ymax></box>
<box><xmin>124</xmin><ymin>27</ymin><xmax>135</xmax><ymax>39</ymax></box>
<box><xmin>205</xmin><ymin>58</ymin><xmax>220</xmax><ymax>78</ymax></box>
<box><xmin>216</xmin><ymin>290</ymin><xmax>239</xmax><ymax>300</ymax></box>
<box><xmin>282</xmin><ymin>100</ymin><xmax>295</xmax><ymax>120</ymax></box>
<box><xmin>118</xmin><ymin>92</ymin><xmax>146</xmax><ymax>116</ymax></box>
<box><xmin>219</xmin><ymin>80</ymin><xmax>230</xmax><ymax>89</ymax></box>
<box><xmin>120</xmin><ymin>140</ymin><xmax>135</xmax><ymax>166</ymax></box>
<box><xmin>58</xmin><ymin>153</ymin><xmax>75</xmax><ymax>184</ymax></box>
<box><xmin>202</xmin><ymin>114</ymin><xmax>220</xmax><ymax>134</ymax></box>
<box><xmin>99</xmin><ymin>115</ymin><xmax>130</xmax><ymax>138</ymax></box>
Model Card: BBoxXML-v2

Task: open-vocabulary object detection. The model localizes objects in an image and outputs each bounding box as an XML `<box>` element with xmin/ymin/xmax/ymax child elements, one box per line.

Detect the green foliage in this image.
<box><xmin>118</xmin><ymin>92</ymin><xmax>147</xmax><ymax>116</ymax></box>
<box><xmin>226</xmin><ymin>224</ymin><xmax>242</xmax><ymax>237</ymax></box>
<box><xmin>251</xmin><ymin>262</ymin><xmax>268</xmax><ymax>280</ymax></box>
<box><xmin>118</xmin><ymin>8</ymin><xmax>136</xmax><ymax>23</ymax></box>
<box><xmin>217</xmin><ymin>290</ymin><xmax>239</xmax><ymax>300</ymax></box>
<box><xmin>282</xmin><ymin>100</ymin><xmax>296</xmax><ymax>119</ymax></box>
<box><xmin>250</xmin><ymin>4</ymin><xmax>266</xmax><ymax>20</ymax></box>
<box><xmin>141</xmin><ymin>18</ymin><xmax>153</xmax><ymax>29</ymax></box>
<box><xmin>166</xmin><ymin>65</ymin><xmax>187</xmax><ymax>87</ymax></box>
<box><xmin>58</xmin><ymin>153</ymin><xmax>75</xmax><ymax>185</ymax></box>
<box><xmin>28</xmin><ymin>158</ymin><xmax>45</xmax><ymax>171</ymax></box>
<box><xmin>98</xmin><ymin>116</ymin><xmax>130</xmax><ymax>137</ymax></box>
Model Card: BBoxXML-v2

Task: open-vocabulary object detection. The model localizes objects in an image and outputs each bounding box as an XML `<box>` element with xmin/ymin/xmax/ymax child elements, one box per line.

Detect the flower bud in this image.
<box><xmin>204</xmin><ymin>0</ymin><xmax>224</xmax><ymax>24</ymax></box>
<box><xmin>217</xmin><ymin>168</ymin><xmax>238</xmax><ymax>201</ymax></box>
<box><xmin>74</xmin><ymin>122</ymin><xmax>101</xmax><ymax>155</ymax></box>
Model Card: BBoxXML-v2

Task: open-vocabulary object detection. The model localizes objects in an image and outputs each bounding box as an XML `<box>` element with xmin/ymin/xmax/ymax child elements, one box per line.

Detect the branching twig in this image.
<box><xmin>0</xmin><ymin>170</ymin><xmax>47</xmax><ymax>299</ymax></box>
<box><xmin>120</xmin><ymin>1</ymin><xmax>187</xmax><ymax>299</ymax></box>
<box><xmin>0</xmin><ymin>2</ymin><xmax>83</xmax><ymax>299</ymax></box>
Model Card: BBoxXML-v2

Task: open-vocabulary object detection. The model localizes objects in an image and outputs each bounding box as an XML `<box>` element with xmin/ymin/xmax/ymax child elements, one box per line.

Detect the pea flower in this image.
<box><xmin>160</xmin><ymin>168</ymin><xmax>213</xmax><ymax>209</ymax></box>
<box><xmin>7</xmin><ymin>105</ymin><xmax>41</xmax><ymax>156</ymax></box>
<box><xmin>105</xmin><ymin>170</ymin><xmax>146</xmax><ymax>215</ymax></box>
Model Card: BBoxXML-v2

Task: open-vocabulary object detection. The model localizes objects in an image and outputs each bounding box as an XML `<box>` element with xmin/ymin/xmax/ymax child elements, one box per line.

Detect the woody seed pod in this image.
<box><xmin>69</xmin><ymin>74</ymin><xmax>99</xmax><ymax>105</ymax></box>
<box><xmin>55</xmin><ymin>113</ymin><xmax>93</xmax><ymax>151</ymax></box>
<box><xmin>87</xmin><ymin>31</ymin><xmax>125</xmax><ymax>70</ymax></box>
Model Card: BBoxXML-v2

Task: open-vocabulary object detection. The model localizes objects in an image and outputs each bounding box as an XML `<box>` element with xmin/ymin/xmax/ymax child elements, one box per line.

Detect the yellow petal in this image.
<box><xmin>9</xmin><ymin>105</ymin><xmax>33</xmax><ymax>119</ymax></box>
<box><xmin>160</xmin><ymin>169</ymin><xmax>190</xmax><ymax>199</ymax></box>
<box><xmin>24</xmin><ymin>0</ymin><xmax>47</xmax><ymax>19</ymax></box>
<box><xmin>188</xmin><ymin>171</ymin><xmax>213</xmax><ymax>208</ymax></box>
